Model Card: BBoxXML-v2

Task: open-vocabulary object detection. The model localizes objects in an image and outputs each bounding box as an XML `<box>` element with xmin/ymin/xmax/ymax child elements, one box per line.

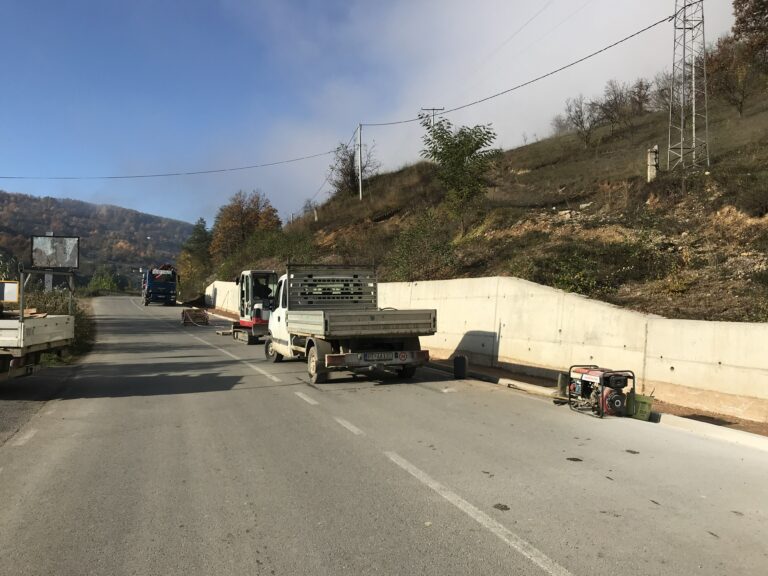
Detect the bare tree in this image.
<box><xmin>708</xmin><ymin>35</ymin><xmax>765</xmax><ymax>117</ymax></box>
<box><xmin>328</xmin><ymin>142</ymin><xmax>381</xmax><ymax>197</ymax></box>
<box><xmin>597</xmin><ymin>79</ymin><xmax>637</xmax><ymax>135</ymax></box>
<box><xmin>650</xmin><ymin>70</ymin><xmax>673</xmax><ymax>112</ymax></box>
<box><xmin>565</xmin><ymin>95</ymin><xmax>601</xmax><ymax>148</ymax></box>
<box><xmin>630</xmin><ymin>78</ymin><xmax>652</xmax><ymax>115</ymax></box>
<box><xmin>550</xmin><ymin>113</ymin><xmax>572</xmax><ymax>137</ymax></box>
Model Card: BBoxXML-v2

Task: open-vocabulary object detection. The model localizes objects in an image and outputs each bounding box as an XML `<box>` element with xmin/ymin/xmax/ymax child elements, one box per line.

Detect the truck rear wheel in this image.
<box><xmin>308</xmin><ymin>347</ymin><xmax>328</xmax><ymax>384</ymax></box>
<box><xmin>264</xmin><ymin>338</ymin><xmax>283</xmax><ymax>363</ymax></box>
<box><xmin>399</xmin><ymin>365</ymin><xmax>417</xmax><ymax>379</ymax></box>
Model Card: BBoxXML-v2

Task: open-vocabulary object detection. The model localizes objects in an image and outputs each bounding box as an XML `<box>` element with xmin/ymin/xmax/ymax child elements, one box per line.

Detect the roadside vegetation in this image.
<box><xmin>179</xmin><ymin>0</ymin><xmax>768</xmax><ymax>322</ymax></box>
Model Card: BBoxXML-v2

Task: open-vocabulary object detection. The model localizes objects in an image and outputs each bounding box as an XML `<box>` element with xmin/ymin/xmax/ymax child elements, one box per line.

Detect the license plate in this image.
<box><xmin>363</xmin><ymin>352</ymin><xmax>392</xmax><ymax>361</ymax></box>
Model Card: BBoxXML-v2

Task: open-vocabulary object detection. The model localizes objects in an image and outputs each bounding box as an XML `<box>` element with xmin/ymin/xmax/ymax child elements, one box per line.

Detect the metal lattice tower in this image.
<box><xmin>667</xmin><ymin>0</ymin><xmax>710</xmax><ymax>171</ymax></box>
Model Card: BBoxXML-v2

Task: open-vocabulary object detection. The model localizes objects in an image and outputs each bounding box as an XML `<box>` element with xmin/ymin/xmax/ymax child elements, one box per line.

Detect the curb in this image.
<box><xmin>427</xmin><ymin>362</ymin><xmax>768</xmax><ymax>453</ymax></box>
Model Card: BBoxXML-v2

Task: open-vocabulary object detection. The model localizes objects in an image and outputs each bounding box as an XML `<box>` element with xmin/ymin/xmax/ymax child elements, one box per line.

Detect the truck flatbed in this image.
<box><xmin>0</xmin><ymin>314</ymin><xmax>74</xmax><ymax>354</ymax></box>
<box><xmin>287</xmin><ymin>308</ymin><xmax>436</xmax><ymax>339</ymax></box>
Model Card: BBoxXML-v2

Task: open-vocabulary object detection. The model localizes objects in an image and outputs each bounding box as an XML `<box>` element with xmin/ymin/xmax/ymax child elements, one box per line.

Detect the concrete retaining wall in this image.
<box><xmin>379</xmin><ymin>277</ymin><xmax>768</xmax><ymax>422</ymax></box>
<box><xmin>205</xmin><ymin>281</ymin><xmax>238</xmax><ymax>314</ymax></box>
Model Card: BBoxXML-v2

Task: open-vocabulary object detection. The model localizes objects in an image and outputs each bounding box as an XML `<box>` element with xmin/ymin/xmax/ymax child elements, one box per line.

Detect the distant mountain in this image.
<box><xmin>0</xmin><ymin>190</ymin><xmax>194</xmax><ymax>275</ymax></box>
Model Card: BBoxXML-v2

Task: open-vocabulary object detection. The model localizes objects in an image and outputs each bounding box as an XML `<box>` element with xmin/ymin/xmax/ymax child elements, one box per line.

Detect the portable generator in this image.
<box><xmin>567</xmin><ymin>365</ymin><xmax>636</xmax><ymax>418</ymax></box>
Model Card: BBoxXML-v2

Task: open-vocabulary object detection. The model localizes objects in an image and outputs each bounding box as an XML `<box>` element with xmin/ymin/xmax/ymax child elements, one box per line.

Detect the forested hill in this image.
<box><xmin>0</xmin><ymin>190</ymin><xmax>194</xmax><ymax>274</ymax></box>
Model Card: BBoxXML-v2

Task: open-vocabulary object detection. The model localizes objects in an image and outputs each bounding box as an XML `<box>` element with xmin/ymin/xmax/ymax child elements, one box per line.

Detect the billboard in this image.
<box><xmin>0</xmin><ymin>280</ymin><xmax>19</xmax><ymax>303</ymax></box>
<box><xmin>30</xmin><ymin>236</ymin><xmax>80</xmax><ymax>270</ymax></box>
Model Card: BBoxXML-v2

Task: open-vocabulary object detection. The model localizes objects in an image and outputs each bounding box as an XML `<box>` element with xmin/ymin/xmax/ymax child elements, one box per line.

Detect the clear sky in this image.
<box><xmin>0</xmin><ymin>1</ymin><xmax>734</xmax><ymax>226</ymax></box>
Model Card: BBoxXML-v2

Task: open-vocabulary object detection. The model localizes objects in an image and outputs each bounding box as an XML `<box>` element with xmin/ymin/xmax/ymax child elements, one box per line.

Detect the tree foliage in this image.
<box><xmin>177</xmin><ymin>218</ymin><xmax>212</xmax><ymax>299</ymax></box>
<box><xmin>88</xmin><ymin>265</ymin><xmax>119</xmax><ymax>293</ymax></box>
<box><xmin>386</xmin><ymin>207</ymin><xmax>455</xmax><ymax>282</ymax></box>
<box><xmin>419</xmin><ymin>114</ymin><xmax>500</xmax><ymax>235</ymax></box>
<box><xmin>708</xmin><ymin>35</ymin><xmax>765</xmax><ymax>117</ymax></box>
<box><xmin>209</xmin><ymin>191</ymin><xmax>281</xmax><ymax>266</ymax></box>
<box><xmin>733</xmin><ymin>0</ymin><xmax>768</xmax><ymax>59</ymax></box>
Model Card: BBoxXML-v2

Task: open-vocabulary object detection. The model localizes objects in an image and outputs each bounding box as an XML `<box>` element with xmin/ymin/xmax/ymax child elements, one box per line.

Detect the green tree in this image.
<box><xmin>386</xmin><ymin>208</ymin><xmax>455</xmax><ymax>282</ymax></box>
<box><xmin>177</xmin><ymin>218</ymin><xmax>212</xmax><ymax>298</ymax></box>
<box><xmin>419</xmin><ymin>114</ymin><xmax>500</xmax><ymax>235</ymax></box>
<box><xmin>88</xmin><ymin>266</ymin><xmax>119</xmax><ymax>293</ymax></box>
<box><xmin>209</xmin><ymin>191</ymin><xmax>281</xmax><ymax>266</ymax></box>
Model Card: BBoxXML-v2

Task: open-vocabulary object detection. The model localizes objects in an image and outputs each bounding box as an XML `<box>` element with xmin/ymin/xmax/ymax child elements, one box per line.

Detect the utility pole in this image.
<box><xmin>421</xmin><ymin>107</ymin><xmax>444</xmax><ymax>127</ymax></box>
<box><xmin>358</xmin><ymin>123</ymin><xmax>363</xmax><ymax>201</ymax></box>
<box><xmin>667</xmin><ymin>0</ymin><xmax>710</xmax><ymax>171</ymax></box>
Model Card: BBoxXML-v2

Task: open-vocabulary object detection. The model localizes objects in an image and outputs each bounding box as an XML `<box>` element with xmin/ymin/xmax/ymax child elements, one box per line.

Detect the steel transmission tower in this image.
<box><xmin>667</xmin><ymin>0</ymin><xmax>710</xmax><ymax>171</ymax></box>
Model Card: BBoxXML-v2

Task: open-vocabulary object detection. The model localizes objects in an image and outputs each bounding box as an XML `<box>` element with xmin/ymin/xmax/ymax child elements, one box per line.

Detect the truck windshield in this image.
<box><xmin>150</xmin><ymin>270</ymin><xmax>176</xmax><ymax>283</ymax></box>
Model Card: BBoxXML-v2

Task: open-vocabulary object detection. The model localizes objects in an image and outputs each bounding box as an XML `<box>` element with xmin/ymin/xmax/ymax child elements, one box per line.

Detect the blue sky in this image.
<box><xmin>0</xmin><ymin>1</ymin><xmax>734</xmax><ymax>226</ymax></box>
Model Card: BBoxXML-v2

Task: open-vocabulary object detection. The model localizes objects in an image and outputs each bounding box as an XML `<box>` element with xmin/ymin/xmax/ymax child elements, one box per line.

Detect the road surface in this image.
<box><xmin>1</xmin><ymin>296</ymin><xmax>766</xmax><ymax>575</ymax></box>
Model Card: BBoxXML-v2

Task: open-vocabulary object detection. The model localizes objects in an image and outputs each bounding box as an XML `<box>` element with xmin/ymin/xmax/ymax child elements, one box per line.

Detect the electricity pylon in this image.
<box><xmin>667</xmin><ymin>0</ymin><xmax>710</xmax><ymax>171</ymax></box>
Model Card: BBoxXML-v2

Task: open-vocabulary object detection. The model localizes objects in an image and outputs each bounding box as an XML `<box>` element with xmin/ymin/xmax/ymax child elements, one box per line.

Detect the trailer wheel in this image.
<box><xmin>264</xmin><ymin>339</ymin><xmax>283</xmax><ymax>363</ymax></box>
<box><xmin>399</xmin><ymin>365</ymin><xmax>417</xmax><ymax>379</ymax></box>
<box><xmin>308</xmin><ymin>347</ymin><xmax>328</xmax><ymax>384</ymax></box>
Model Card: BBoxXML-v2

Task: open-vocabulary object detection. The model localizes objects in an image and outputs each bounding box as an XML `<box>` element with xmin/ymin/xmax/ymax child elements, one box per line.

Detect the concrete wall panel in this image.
<box><xmin>379</xmin><ymin>276</ymin><xmax>768</xmax><ymax>421</ymax></box>
<box><xmin>205</xmin><ymin>281</ymin><xmax>238</xmax><ymax>314</ymax></box>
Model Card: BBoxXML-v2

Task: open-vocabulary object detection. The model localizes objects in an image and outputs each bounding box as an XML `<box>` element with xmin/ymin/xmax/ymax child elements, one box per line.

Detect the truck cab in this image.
<box><xmin>142</xmin><ymin>265</ymin><xmax>177</xmax><ymax>305</ymax></box>
<box><xmin>232</xmin><ymin>270</ymin><xmax>278</xmax><ymax>344</ymax></box>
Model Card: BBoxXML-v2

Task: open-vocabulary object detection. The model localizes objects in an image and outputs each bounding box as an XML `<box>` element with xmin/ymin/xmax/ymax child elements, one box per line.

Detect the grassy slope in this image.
<box><xmin>285</xmin><ymin>94</ymin><xmax>768</xmax><ymax>322</ymax></box>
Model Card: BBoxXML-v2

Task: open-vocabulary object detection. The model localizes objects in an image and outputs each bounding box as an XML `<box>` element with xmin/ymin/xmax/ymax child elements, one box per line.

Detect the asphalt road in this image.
<box><xmin>0</xmin><ymin>296</ymin><xmax>766</xmax><ymax>576</ymax></box>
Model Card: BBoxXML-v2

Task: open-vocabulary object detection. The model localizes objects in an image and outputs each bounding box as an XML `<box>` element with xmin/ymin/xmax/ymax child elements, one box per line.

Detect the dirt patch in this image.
<box><xmin>652</xmin><ymin>400</ymin><xmax>768</xmax><ymax>438</ymax></box>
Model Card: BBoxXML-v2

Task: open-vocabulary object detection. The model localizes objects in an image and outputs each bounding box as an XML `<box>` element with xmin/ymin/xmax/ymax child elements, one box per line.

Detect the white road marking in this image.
<box><xmin>442</xmin><ymin>387</ymin><xmax>457</xmax><ymax>393</ymax></box>
<box><xmin>385</xmin><ymin>452</ymin><xmax>574</xmax><ymax>576</ymax></box>
<box><xmin>12</xmin><ymin>429</ymin><xmax>38</xmax><ymax>447</ymax></box>
<box><xmin>45</xmin><ymin>407</ymin><xmax>57</xmax><ymax>415</ymax></box>
<box><xmin>334</xmin><ymin>417</ymin><xmax>364</xmax><ymax>436</ymax></box>
<box><xmin>295</xmin><ymin>392</ymin><xmax>319</xmax><ymax>406</ymax></box>
<box><xmin>189</xmin><ymin>335</ymin><xmax>281</xmax><ymax>382</ymax></box>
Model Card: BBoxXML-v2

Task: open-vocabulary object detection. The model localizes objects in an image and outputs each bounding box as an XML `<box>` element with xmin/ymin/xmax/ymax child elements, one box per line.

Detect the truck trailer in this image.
<box><xmin>264</xmin><ymin>265</ymin><xmax>436</xmax><ymax>383</ymax></box>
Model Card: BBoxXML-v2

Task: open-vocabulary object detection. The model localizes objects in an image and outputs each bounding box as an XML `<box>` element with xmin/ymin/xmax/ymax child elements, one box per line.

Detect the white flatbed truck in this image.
<box><xmin>264</xmin><ymin>265</ymin><xmax>436</xmax><ymax>383</ymax></box>
<box><xmin>1</xmin><ymin>281</ymin><xmax>74</xmax><ymax>381</ymax></box>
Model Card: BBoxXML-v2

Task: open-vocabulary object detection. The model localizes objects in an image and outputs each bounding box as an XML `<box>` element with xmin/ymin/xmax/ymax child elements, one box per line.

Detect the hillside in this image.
<box><xmin>0</xmin><ymin>191</ymin><xmax>194</xmax><ymax>276</ymax></box>
<box><xmin>279</xmin><ymin>94</ymin><xmax>768</xmax><ymax>323</ymax></box>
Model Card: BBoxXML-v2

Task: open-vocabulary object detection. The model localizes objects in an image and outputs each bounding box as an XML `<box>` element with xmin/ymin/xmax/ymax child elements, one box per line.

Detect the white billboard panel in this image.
<box><xmin>31</xmin><ymin>236</ymin><xmax>80</xmax><ymax>270</ymax></box>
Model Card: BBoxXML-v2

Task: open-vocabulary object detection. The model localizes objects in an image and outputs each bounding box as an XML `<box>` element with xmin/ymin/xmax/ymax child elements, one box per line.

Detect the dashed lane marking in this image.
<box><xmin>295</xmin><ymin>392</ymin><xmax>319</xmax><ymax>406</ymax></box>
<box><xmin>334</xmin><ymin>417</ymin><xmax>364</xmax><ymax>436</ymax></box>
<box><xmin>385</xmin><ymin>451</ymin><xmax>574</xmax><ymax>576</ymax></box>
<box><xmin>189</xmin><ymin>335</ymin><xmax>281</xmax><ymax>383</ymax></box>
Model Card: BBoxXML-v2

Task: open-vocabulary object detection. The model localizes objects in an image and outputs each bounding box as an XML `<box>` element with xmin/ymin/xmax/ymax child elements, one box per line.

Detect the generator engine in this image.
<box><xmin>567</xmin><ymin>366</ymin><xmax>636</xmax><ymax>418</ymax></box>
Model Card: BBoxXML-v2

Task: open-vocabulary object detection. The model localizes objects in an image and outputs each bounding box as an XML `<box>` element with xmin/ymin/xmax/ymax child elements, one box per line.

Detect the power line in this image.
<box><xmin>0</xmin><ymin>149</ymin><xmax>335</xmax><ymax>181</ymax></box>
<box><xmin>362</xmin><ymin>11</ymin><xmax>674</xmax><ymax>127</ymax></box>
<box><xmin>470</xmin><ymin>0</ymin><xmax>555</xmax><ymax>75</ymax></box>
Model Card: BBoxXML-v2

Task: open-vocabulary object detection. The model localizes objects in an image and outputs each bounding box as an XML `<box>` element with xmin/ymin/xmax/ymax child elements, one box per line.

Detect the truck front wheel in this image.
<box><xmin>264</xmin><ymin>338</ymin><xmax>283</xmax><ymax>363</ymax></box>
<box><xmin>308</xmin><ymin>347</ymin><xmax>328</xmax><ymax>384</ymax></box>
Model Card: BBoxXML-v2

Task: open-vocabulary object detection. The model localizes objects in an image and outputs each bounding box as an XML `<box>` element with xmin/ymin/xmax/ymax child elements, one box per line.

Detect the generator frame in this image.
<box><xmin>567</xmin><ymin>364</ymin><xmax>636</xmax><ymax>418</ymax></box>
